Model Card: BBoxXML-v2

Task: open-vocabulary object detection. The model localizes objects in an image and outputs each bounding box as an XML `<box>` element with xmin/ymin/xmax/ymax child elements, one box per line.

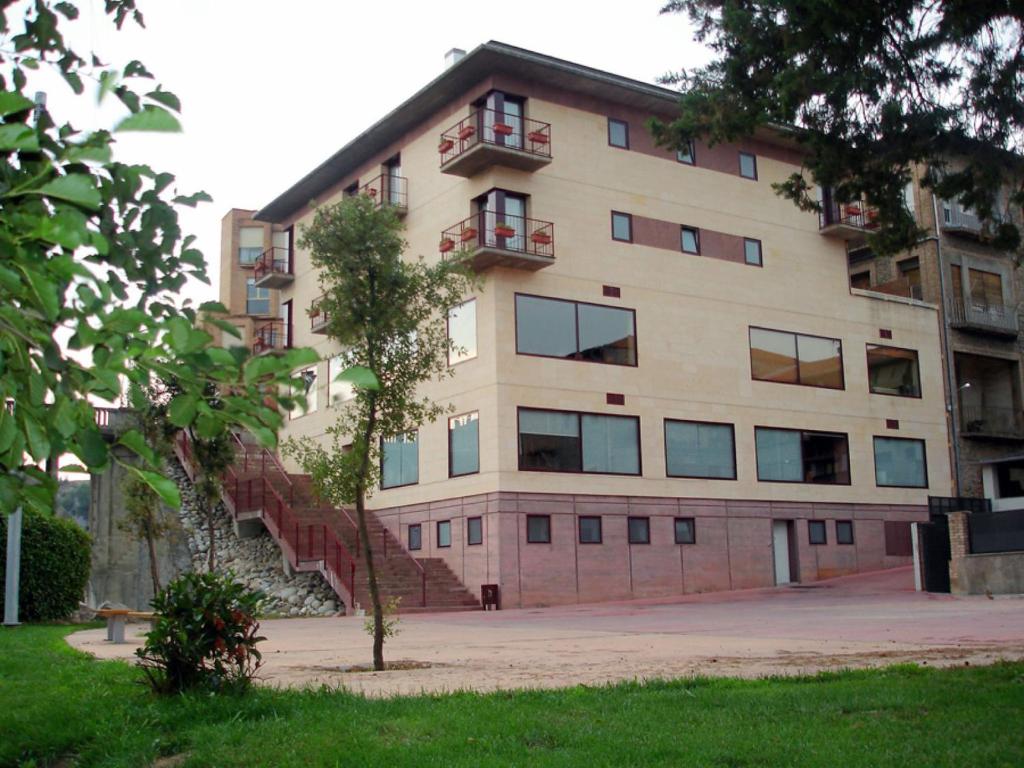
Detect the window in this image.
<box><xmin>664</xmin><ymin>420</ymin><xmax>736</xmax><ymax>479</ymax></box>
<box><xmin>873</xmin><ymin>436</ymin><xmax>927</xmax><ymax>488</ymax></box>
<box><xmin>381</xmin><ymin>432</ymin><xmax>418</xmax><ymax>489</ymax></box>
<box><xmin>898</xmin><ymin>258</ymin><xmax>922</xmax><ymax>299</ymax></box>
<box><xmin>674</xmin><ymin>517</ymin><xmax>696</xmax><ymax>545</ymax></box>
<box><xmin>578</xmin><ymin>516</ymin><xmax>602</xmax><ymax>544</ymax></box>
<box><xmin>836</xmin><ymin>520</ymin><xmax>854</xmax><ymax>545</ymax></box>
<box><xmin>866</xmin><ymin>345</ymin><xmax>921</xmax><ymax>397</ymax></box>
<box><xmin>850</xmin><ymin>271</ymin><xmax>871</xmax><ymax>290</ymax></box>
<box><xmin>245</xmin><ymin>278</ymin><xmax>270</xmax><ymax>316</ymax></box>
<box><xmin>448</xmin><ymin>299</ymin><xmax>477</xmax><ymax>365</ymax></box>
<box><xmin>608</xmin><ymin>118</ymin><xmax>629</xmax><ymax>148</ymax></box>
<box><xmin>755</xmin><ymin>427</ymin><xmax>851</xmax><ymax>484</ymax></box>
<box><xmin>328</xmin><ymin>355</ymin><xmax>356</xmax><ymax>406</ymax></box>
<box><xmin>526</xmin><ymin>514</ymin><xmax>551</xmax><ymax>543</ymax></box>
<box><xmin>743</xmin><ymin>238</ymin><xmax>763</xmax><ymax>266</ymax></box>
<box><xmin>343</xmin><ymin>181</ymin><xmax>359</xmax><ymax>197</ymax></box>
<box><xmin>739</xmin><ymin>151</ymin><xmax>757</xmax><ymax>179</ymax></box>
<box><xmin>291</xmin><ymin>365</ymin><xmax>318</xmax><ymax>418</ymax></box>
<box><xmin>680</xmin><ymin>226</ymin><xmax>700</xmax><ymax>254</ymax></box>
<box><xmin>449</xmin><ymin>412</ymin><xmax>479</xmax><ymax>477</ymax></box>
<box><xmin>238</xmin><ymin>226</ymin><xmax>263</xmax><ymax>265</ymax></box>
<box><xmin>408</xmin><ymin>523</ymin><xmax>422</xmax><ymax>551</ymax></box>
<box><xmin>518</xmin><ymin>408</ymin><xmax>641</xmax><ymax>475</ymax></box>
<box><xmin>611</xmin><ymin>211</ymin><xmax>632</xmax><ymax>242</ymax></box>
<box><xmin>749</xmin><ymin>327</ymin><xmax>844</xmax><ymax>389</ymax></box>
<box><xmin>437</xmin><ymin>520</ymin><xmax>451</xmax><ymax>548</ymax></box>
<box><xmin>467</xmin><ymin>516</ymin><xmax>483</xmax><ymax>546</ymax></box>
<box><xmin>515</xmin><ymin>294</ymin><xmax>637</xmax><ymax>366</ymax></box>
<box><xmin>280</xmin><ymin>299</ymin><xmax>293</xmax><ymax>349</ymax></box>
<box><xmin>676</xmin><ymin>140</ymin><xmax>695</xmax><ymax>165</ymax></box>
<box><xmin>966</xmin><ymin>268</ymin><xmax>1004</xmax><ymax>309</ymax></box>
<box><xmin>808</xmin><ymin>520</ymin><xmax>827</xmax><ymax>545</ymax></box>
<box><xmin>996</xmin><ymin>460</ymin><xmax>1024</xmax><ymax>498</ymax></box>
<box><xmin>628</xmin><ymin>516</ymin><xmax>650</xmax><ymax>544</ymax></box>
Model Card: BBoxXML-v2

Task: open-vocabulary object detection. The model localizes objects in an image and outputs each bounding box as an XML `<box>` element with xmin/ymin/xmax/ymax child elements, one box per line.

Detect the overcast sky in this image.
<box><xmin>24</xmin><ymin>0</ymin><xmax>709</xmax><ymax>301</ymax></box>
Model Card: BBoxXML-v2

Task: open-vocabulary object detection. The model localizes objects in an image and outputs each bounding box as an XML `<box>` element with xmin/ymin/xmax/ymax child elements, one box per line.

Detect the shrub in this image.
<box><xmin>0</xmin><ymin>510</ymin><xmax>91</xmax><ymax>621</ymax></box>
<box><xmin>136</xmin><ymin>571</ymin><xmax>265</xmax><ymax>694</ymax></box>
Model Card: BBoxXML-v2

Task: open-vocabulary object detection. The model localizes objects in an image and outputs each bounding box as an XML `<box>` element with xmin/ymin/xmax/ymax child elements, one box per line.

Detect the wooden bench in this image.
<box><xmin>97</xmin><ymin>609</ymin><xmax>156</xmax><ymax>644</ymax></box>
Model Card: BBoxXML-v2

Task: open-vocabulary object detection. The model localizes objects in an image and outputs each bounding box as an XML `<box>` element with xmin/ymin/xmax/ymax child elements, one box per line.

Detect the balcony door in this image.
<box><xmin>478</xmin><ymin>189</ymin><xmax>526</xmax><ymax>252</ymax></box>
<box><xmin>384</xmin><ymin>155</ymin><xmax>402</xmax><ymax>206</ymax></box>
<box><xmin>483</xmin><ymin>92</ymin><xmax>524</xmax><ymax>150</ymax></box>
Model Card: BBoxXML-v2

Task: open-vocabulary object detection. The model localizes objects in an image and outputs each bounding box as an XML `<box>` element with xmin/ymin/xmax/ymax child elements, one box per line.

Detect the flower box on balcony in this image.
<box><xmin>493</xmin><ymin>122</ymin><xmax>514</xmax><ymax>136</ymax></box>
<box><xmin>527</xmin><ymin>131</ymin><xmax>549</xmax><ymax>144</ymax></box>
<box><xmin>494</xmin><ymin>224</ymin><xmax>517</xmax><ymax>238</ymax></box>
<box><xmin>438</xmin><ymin>138</ymin><xmax>454</xmax><ymax>154</ymax></box>
<box><xmin>460</xmin><ymin>228</ymin><xmax>478</xmax><ymax>242</ymax></box>
<box><xmin>439</xmin><ymin>238</ymin><xmax>456</xmax><ymax>253</ymax></box>
<box><xmin>365</xmin><ymin>187</ymin><xmax>377</xmax><ymax>197</ymax></box>
<box><xmin>458</xmin><ymin>126</ymin><xmax>476</xmax><ymax>141</ymax></box>
<box><xmin>530</xmin><ymin>232</ymin><xmax>552</xmax><ymax>245</ymax></box>
<box><xmin>845</xmin><ymin>205</ymin><xmax>862</xmax><ymax>216</ymax></box>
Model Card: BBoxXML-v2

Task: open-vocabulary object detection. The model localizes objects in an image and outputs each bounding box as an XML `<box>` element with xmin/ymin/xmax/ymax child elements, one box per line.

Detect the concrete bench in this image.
<box><xmin>97</xmin><ymin>609</ymin><xmax>155</xmax><ymax>644</ymax></box>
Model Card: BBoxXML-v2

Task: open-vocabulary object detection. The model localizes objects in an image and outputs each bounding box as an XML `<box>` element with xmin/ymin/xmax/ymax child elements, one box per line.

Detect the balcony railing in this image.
<box><xmin>253</xmin><ymin>246</ymin><xmax>293</xmax><ymax>288</ymax></box>
<box><xmin>940</xmin><ymin>200</ymin><xmax>983</xmax><ymax>235</ymax></box>
<box><xmin>855</xmin><ymin>277</ymin><xmax>924</xmax><ymax>301</ymax></box>
<box><xmin>949</xmin><ymin>299</ymin><xmax>1019</xmax><ymax>338</ymax></box>
<box><xmin>439</xmin><ymin>107</ymin><xmax>552</xmax><ymax>176</ymax></box>
<box><xmin>360</xmin><ymin>174</ymin><xmax>408</xmax><ymax>214</ymax></box>
<box><xmin>310</xmin><ymin>295</ymin><xmax>329</xmax><ymax>334</ymax></box>
<box><xmin>440</xmin><ymin>212</ymin><xmax>554</xmax><ymax>271</ymax></box>
<box><xmin>960</xmin><ymin>404</ymin><xmax>1024</xmax><ymax>439</ymax></box>
<box><xmin>819</xmin><ymin>201</ymin><xmax>880</xmax><ymax>240</ymax></box>
<box><xmin>252</xmin><ymin>320</ymin><xmax>287</xmax><ymax>355</ymax></box>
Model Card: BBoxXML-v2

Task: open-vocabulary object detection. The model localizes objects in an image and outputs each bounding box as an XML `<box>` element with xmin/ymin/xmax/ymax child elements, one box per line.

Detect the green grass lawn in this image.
<box><xmin>1</xmin><ymin>625</ymin><xmax>1022</xmax><ymax>767</ymax></box>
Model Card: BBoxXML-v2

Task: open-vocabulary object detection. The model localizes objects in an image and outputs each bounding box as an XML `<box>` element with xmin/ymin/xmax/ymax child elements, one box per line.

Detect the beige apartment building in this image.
<box><xmin>220</xmin><ymin>43</ymin><xmax>954</xmax><ymax>608</ymax></box>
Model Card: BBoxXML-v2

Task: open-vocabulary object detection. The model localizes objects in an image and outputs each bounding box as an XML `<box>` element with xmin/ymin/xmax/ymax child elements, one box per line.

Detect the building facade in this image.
<box><xmin>225</xmin><ymin>42</ymin><xmax>954</xmax><ymax>608</ymax></box>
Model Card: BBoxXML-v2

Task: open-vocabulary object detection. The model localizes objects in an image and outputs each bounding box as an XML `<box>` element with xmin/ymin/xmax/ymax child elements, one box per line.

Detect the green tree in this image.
<box><xmin>284</xmin><ymin>195</ymin><xmax>475</xmax><ymax>671</ymax></box>
<box><xmin>653</xmin><ymin>1</ymin><xmax>1024</xmax><ymax>253</ymax></box>
<box><xmin>0</xmin><ymin>0</ymin><xmax>314</xmax><ymax>518</ymax></box>
<box><xmin>119</xmin><ymin>469</ymin><xmax>170</xmax><ymax>595</ymax></box>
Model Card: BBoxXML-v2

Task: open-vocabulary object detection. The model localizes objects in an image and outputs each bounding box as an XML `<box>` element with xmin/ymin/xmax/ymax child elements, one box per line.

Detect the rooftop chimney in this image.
<box><xmin>444</xmin><ymin>48</ymin><xmax>466</xmax><ymax>69</ymax></box>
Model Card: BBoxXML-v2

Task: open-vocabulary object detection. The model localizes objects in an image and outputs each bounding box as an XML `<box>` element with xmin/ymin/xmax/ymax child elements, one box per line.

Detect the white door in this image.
<box><xmin>773</xmin><ymin>520</ymin><xmax>792</xmax><ymax>585</ymax></box>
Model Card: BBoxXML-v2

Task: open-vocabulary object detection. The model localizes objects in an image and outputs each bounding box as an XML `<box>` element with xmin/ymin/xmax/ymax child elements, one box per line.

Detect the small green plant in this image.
<box><xmin>363</xmin><ymin>596</ymin><xmax>401</xmax><ymax>644</ymax></box>
<box><xmin>136</xmin><ymin>571</ymin><xmax>265</xmax><ymax>694</ymax></box>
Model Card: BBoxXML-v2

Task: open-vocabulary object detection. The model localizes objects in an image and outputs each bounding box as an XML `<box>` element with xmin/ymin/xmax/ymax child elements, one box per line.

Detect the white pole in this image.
<box><xmin>4</xmin><ymin>506</ymin><xmax>22</xmax><ymax>626</ymax></box>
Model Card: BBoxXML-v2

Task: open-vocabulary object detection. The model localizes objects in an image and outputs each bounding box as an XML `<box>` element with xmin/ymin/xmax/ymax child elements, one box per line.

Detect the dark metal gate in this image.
<box><xmin>919</xmin><ymin>515</ymin><xmax>951</xmax><ymax>593</ymax></box>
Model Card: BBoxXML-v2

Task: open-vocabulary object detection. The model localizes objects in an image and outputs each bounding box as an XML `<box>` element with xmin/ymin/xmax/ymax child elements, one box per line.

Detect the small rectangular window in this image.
<box><xmin>681</xmin><ymin>226</ymin><xmax>700</xmax><ymax>254</ymax></box>
<box><xmin>749</xmin><ymin>327</ymin><xmax>844</xmax><ymax>389</ymax></box>
<box><xmin>809</xmin><ymin>520</ymin><xmax>827</xmax><ymax>545</ymax></box>
<box><xmin>381</xmin><ymin>432</ymin><xmax>418</xmax><ymax>489</ymax></box>
<box><xmin>448</xmin><ymin>299</ymin><xmax>477</xmax><ymax>365</ymax></box>
<box><xmin>628</xmin><ymin>516</ymin><xmax>650</xmax><ymax>544</ymax></box>
<box><xmin>526</xmin><ymin>514</ymin><xmax>551</xmax><ymax>543</ymax></box>
<box><xmin>608</xmin><ymin>118</ymin><xmax>629</xmax><ymax>148</ymax></box>
<box><xmin>467</xmin><ymin>516</ymin><xmax>483</xmax><ymax>546</ymax></box>
<box><xmin>676</xmin><ymin>140</ymin><xmax>695</xmax><ymax>165</ymax></box>
<box><xmin>408</xmin><ymin>523</ymin><xmax>422</xmax><ymax>551</ymax></box>
<box><xmin>874</xmin><ymin>436</ymin><xmax>927</xmax><ymax>488</ymax></box>
<box><xmin>739</xmin><ymin>151</ymin><xmax>757</xmax><ymax>180</ymax></box>
<box><xmin>836</xmin><ymin>520</ymin><xmax>854</xmax><ymax>545</ymax></box>
<box><xmin>744</xmin><ymin>238</ymin><xmax>763</xmax><ymax>266</ymax></box>
<box><xmin>611</xmin><ymin>211</ymin><xmax>632</xmax><ymax>242</ymax></box>
<box><xmin>578</xmin><ymin>516</ymin><xmax>602</xmax><ymax>544</ymax></box>
<box><xmin>449</xmin><ymin>412</ymin><xmax>479</xmax><ymax>477</ymax></box>
<box><xmin>665</xmin><ymin>420</ymin><xmax>736</xmax><ymax>479</ymax></box>
<box><xmin>755</xmin><ymin>427</ymin><xmax>850</xmax><ymax>485</ymax></box>
<box><xmin>437</xmin><ymin>520</ymin><xmax>452</xmax><ymax>548</ymax></box>
<box><xmin>866</xmin><ymin>345</ymin><xmax>921</xmax><ymax>397</ymax></box>
<box><xmin>674</xmin><ymin>517</ymin><xmax>696</xmax><ymax>545</ymax></box>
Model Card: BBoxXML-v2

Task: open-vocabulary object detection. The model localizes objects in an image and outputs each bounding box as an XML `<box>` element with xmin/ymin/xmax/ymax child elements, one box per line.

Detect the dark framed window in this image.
<box><xmin>628</xmin><ymin>516</ymin><xmax>650</xmax><ymax>544</ymax></box>
<box><xmin>836</xmin><ymin>520</ymin><xmax>854</xmax><ymax>545</ymax></box>
<box><xmin>526</xmin><ymin>514</ymin><xmax>551</xmax><ymax>543</ymax></box>
<box><xmin>245</xmin><ymin>278</ymin><xmax>270</xmax><ymax>316</ymax></box>
<box><xmin>680</xmin><ymin>226</ymin><xmax>700</xmax><ymax>254</ymax></box>
<box><xmin>664</xmin><ymin>420</ymin><xmax>736</xmax><ymax>479</ymax></box>
<box><xmin>578</xmin><ymin>516</ymin><xmax>602</xmax><ymax>544</ymax></box>
<box><xmin>743</xmin><ymin>238</ymin><xmax>763</xmax><ymax>266</ymax></box>
<box><xmin>381</xmin><ymin>432</ymin><xmax>418</xmax><ymax>488</ymax></box>
<box><xmin>808</xmin><ymin>520</ymin><xmax>827</xmax><ymax>545</ymax></box>
<box><xmin>467</xmin><ymin>516</ymin><xmax>483</xmax><ymax>546</ymax></box>
<box><xmin>866</xmin><ymin>345</ymin><xmax>921</xmax><ymax>397</ymax></box>
<box><xmin>755</xmin><ymin>427</ymin><xmax>851</xmax><ymax>484</ymax></box>
<box><xmin>996</xmin><ymin>459</ymin><xmax>1024</xmax><ymax>498</ymax></box>
<box><xmin>739</xmin><ymin>151</ymin><xmax>757</xmax><ymax>180</ymax></box>
<box><xmin>749</xmin><ymin>327</ymin><xmax>844</xmax><ymax>389</ymax></box>
<box><xmin>674</xmin><ymin>517</ymin><xmax>696</xmax><ymax>544</ymax></box>
<box><xmin>408</xmin><ymin>523</ymin><xmax>422</xmax><ymax>551</ymax></box>
<box><xmin>611</xmin><ymin>211</ymin><xmax>633</xmax><ymax>242</ymax></box>
<box><xmin>437</xmin><ymin>520</ymin><xmax>451</xmax><ymax>548</ymax></box>
<box><xmin>608</xmin><ymin>118</ymin><xmax>629</xmax><ymax>148</ymax></box>
<box><xmin>448</xmin><ymin>299</ymin><xmax>477</xmax><ymax>365</ymax></box>
<box><xmin>676</xmin><ymin>140</ymin><xmax>695</xmax><ymax>165</ymax></box>
<box><xmin>448</xmin><ymin>412</ymin><xmax>479</xmax><ymax>477</ymax></box>
<box><xmin>518</xmin><ymin>408</ymin><xmax>641</xmax><ymax>475</ymax></box>
<box><xmin>873</xmin><ymin>436</ymin><xmax>928</xmax><ymax>488</ymax></box>
<box><xmin>515</xmin><ymin>294</ymin><xmax>637</xmax><ymax>366</ymax></box>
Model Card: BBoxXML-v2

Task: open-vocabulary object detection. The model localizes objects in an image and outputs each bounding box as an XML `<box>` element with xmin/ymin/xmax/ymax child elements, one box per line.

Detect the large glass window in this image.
<box><xmin>664</xmin><ymin>420</ymin><xmax>736</xmax><ymax>479</ymax></box>
<box><xmin>381</xmin><ymin>432</ymin><xmax>418</xmax><ymax>489</ymax></box>
<box><xmin>448</xmin><ymin>299</ymin><xmax>477</xmax><ymax>365</ymax></box>
<box><xmin>238</xmin><ymin>226</ymin><xmax>263</xmax><ymax>265</ymax></box>
<box><xmin>873</xmin><ymin>437</ymin><xmax>927</xmax><ymax>488</ymax></box>
<box><xmin>246</xmin><ymin>278</ymin><xmax>270</xmax><ymax>316</ymax></box>
<box><xmin>515</xmin><ymin>294</ymin><xmax>636</xmax><ymax>366</ymax></box>
<box><xmin>518</xmin><ymin>408</ymin><xmax>641</xmax><ymax>475</ymax></box>
<box><xmin>449</xmin><ymin>412</ymin><xmax>479</xmax><ymax>477</ymax></box>
<box><xmin>749</xmin><ymin>327</ymin><xmax>844</xmax><ymax>389</ymax></box>
<box><xmin>756</xmin><ymin>428</ymin><xmax>850</xmax><ymax>484</ymax></box>
<box><xmin>866</xmin><ymin>345</ymin><xmax>921</xmax><ymax>397</ymax></box>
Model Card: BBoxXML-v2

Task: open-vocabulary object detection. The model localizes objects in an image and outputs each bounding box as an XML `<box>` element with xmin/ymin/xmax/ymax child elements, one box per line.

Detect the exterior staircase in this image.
<box><xmin>174</xmin><ymin>431</ymin><xmax>480</xmax><ymax>614</ymax></box>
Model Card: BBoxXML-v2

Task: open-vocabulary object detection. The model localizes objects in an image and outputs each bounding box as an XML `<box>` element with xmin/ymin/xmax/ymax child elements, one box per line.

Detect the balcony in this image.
<box><xmin>960</xmin><ymin>404</ymin><xmax>1024</xmax><ymax>440</ymax></box>
<box><xmin>440</xmin><ymin>213</ymin><xmax>554</xmax><ymax>272</ymax></box>
<box><xmin>253</xmin><ymin>246</ymin><xmax>293</xmax><ymax>289</ymax></box>
<box><xmin>940</xmin><ymin>200</ymin><xmax>985</xmax><ymax>238</ymax></box>
<box><xmin>360</xmin><ymin>174</ymin><xmax>408</xmax><ymax>216</ymax></box>
<box><xmin>819</xmin><ymin>201</ymin><xmax>879</xmax><ymax>241</ymax></box>
<box><xmin>252</xmin><ymin>321</ymin><xmax>287</xmax><ymax>355</ymax></box>
<box><xmin>439</xmin><ymin>108</ymin><xmax>552</xmax><ymax>177</ymax></box>
<box><xmin>310</xmin><ymin>296</ymin><xmax>329</xmax><ymax>335</ymax></box>
<box><xmin>949</xmin><ymin>299</ymin><xmax>1019</xmax><ymax>338</ymax></box>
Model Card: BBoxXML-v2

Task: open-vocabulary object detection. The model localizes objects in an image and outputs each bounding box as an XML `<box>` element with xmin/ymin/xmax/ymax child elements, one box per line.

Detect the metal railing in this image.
<box><xmin>309</xmin><ymin>296</ymin><xmax>329</xmax><ymax>330</ymax></box>
<box><xmin>252</xmin><ymin>320</ymin><xmax>287</xmax><ymax>354</ymax></box>
<box><xmin>960</xmin><ymin>404</ymin><xmax>1024</xmax><ymax>438</ymax></box>
<box><xmin>253</xmin><ymin>246</ymin><xmax>291</xmax><ymax>282</ymax></box>
<box><xmin>819</xmin><ymin>201</ymin><xmax>880</xmax><ymax>231</ymax></box>
<box><xmin>940</xmin><ymin>200</ymin><xmax>983</xmax><ymax>233</ymax></box>
<box><xmin>948</xmin><ymin>299</ymin><xmax>1019</xmax><ymax>335</ymax></box>
<box><xmin>439</xmin><ymin>107</ymin><xmax>551</xmax><ymax>166</ymax></box>
<box><xmin>440</xmin><ymin>212</ymin><xmax>554</xmax><ymax>259</ymax></box>
<box><xmin>360</xmin><ymin>174</ymin><xmax>407</xmax><ymax>210</ymax></box>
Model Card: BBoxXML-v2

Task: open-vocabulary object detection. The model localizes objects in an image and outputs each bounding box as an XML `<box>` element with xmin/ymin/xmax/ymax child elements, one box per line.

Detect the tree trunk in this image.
<box><xmin>356</xmin><ymin>406</ymin><xmax>385</xmax><ymax>671</ymax></box>
<box><xmin>207</xmin><ymin>498</ymin><xmax>216</xmax><ymax>573</ymax></box>
<box><xmin>145</xmin><ymin>525</ymin><xmax>162</xmax><ymax>596</ymax></box>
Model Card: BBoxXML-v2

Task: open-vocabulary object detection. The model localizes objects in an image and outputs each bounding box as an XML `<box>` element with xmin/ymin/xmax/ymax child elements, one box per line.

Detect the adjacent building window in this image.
<box><xmin>448</xmin><ymin>299</ymin><xmax>477</xmax><ymax>365</ymax></box>
<box><xmin>898</xmin><ymin>258</ymin><xmax>923</xmax><ymax>300</ymax></box>
<box><xmin>246</xmin><ymin>278</ymin><xmax>270</xmax><ymax>316</ymax></box>
<box><xmin>674</xmin><ymin>517</ymin><xmax>696</xmax><ymax>545</ymax></box>
<box><xmin>996</xmin><ymin>460</ymin><xmax>1024</xmax><ymax>498</ymax></box>
<box><xmin>953</xmin><ymin>266</ymin><xmax>1004</xmax><ymax>309</ymax></box>
<box><xmin>866</xmin><ymin>345</ymin><xmax>921</xmax><ymax>397</ymax></box>
<box><xmin>676</xmin><ymin>140</ymin><xmax>695</xmax><ymax>165</ymax></box>
<box><xmin>437</xmin><ymin>520</ymin><xmax>451</xmax><ymax>548</ymax></box>
<box><xmin>515</xmin><ymin>294</ymin><xmax>637</xmax><ymax>366</ymax></box>
<box><xmin>664</xmin><ymin>420</ymin><xmax>736</xmax><ymax>479</ymax></box>
<box><xmin>526</xmin><ymin>514</ymin><xmax>551</xmax><ymax>543</ymax></box>
<box><xmin>680</xmin><ymin>226</ymin><xmax>700</xmax><ymax>254</ymax></box>
<box><xmin>749</xmin><ymin>327</ymin><xmax>844</xmax><ymax>389</ymax></box>
<box><xmin>449</xmin><ymin>412</ymin><xmax>479</xmax><ymax>477</ymax></box>
<box><xmin>408</xmin><ymin>523</ymin><xmax>422</xmax><ymax>551</ymax></box>
<box><xmin>611</xmin><ymin>211</ymin><xmax>633</xmax><ymax>242</ymax></box>
<box><xmin>873</xmin><ymin>436</ymin><xmax>927</xmax><ymax>488</ymax></box>
<box><xmin>836</xmin><ymin>520</ymin><xmax>855</xmax><ymax>545</ymax></box>
<box><xmin>628</xmin><ymin>516</ymin><xmax>650</xmax><ymax>544</ymax></box>
<box><xmin>467</xmin><ymin>517</ymin><xmax>483</xmax><ymax>546</ymax></box>
<box><xmin>328</xmin><ymin>355</ymin><xmax>356</xmax><ymax>406</ymax></box>
<box><xmin>739</xmin><ymin>151</ymin><xmax>757</xmax><ymax>180</ymax></box>
<box><xmin>744</xmin><ymin>238</ymin><xmax>763</xmax><ymax>266</ymax></box>
<box><xmin>238</xmin><ymin>226</ymin><xmax>263</xmax><ymax>265</ymax></box>
<box><xmin>518</xmin><ymin>408</ymin><xmax>641</xmax><ymax>475</ymax></box>
<box><xmin>608</xmin><ymin>118</ymin><xmax>629</xmax><ymax>148</ymax></box>
<box><xmin>381</xmin><ymin>432</ymin><xmax>418</xmax><ymax>489</ymax></box>
<box><xmin>808</xmin><ymin>520</ymin><xmax>827</xmax><ymax>545</ymax></box>
<box><xmin>578</xmin><ymin>516</ymin><xmax>602</xmax><ymax>544</ymax></box>
<box><xmin>755</xmin><ymin>427</ymin><xmax>851</xmax><ymax>484</ymax></box>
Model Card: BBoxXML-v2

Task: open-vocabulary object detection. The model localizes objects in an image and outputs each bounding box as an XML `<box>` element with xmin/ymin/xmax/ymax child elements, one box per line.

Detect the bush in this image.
<box><xmin>136</xmin><ymin>571</ymin><xmax>265</xmax><ymax>694</ymax></box>
<box><xmin>0</xmin><ymin>510</ymin><xmax>91</xmax><ymax>621</ymax></box>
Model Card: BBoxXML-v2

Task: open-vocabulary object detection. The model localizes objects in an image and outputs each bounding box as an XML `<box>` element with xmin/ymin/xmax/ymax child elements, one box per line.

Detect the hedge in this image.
<box><xmin>0</xmin><ymin>510</ymin><xmax>91</xmax><ymax>621</ymax></box>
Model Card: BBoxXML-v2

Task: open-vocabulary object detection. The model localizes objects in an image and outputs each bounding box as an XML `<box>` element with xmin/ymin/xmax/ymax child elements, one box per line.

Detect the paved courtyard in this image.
<box><xmin>69</xmin><ymin>567</ymin><xmax>1024</xmax><ymax>697</ymax></box>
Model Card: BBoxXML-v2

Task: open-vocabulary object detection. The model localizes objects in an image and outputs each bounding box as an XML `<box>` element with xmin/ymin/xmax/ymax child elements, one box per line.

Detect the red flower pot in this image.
<box><xmin>458</xmin><ymin>126</ymin><xmax>476</xmax><ymax>141</ymax></box>
<box><xmin>527</xmin><ymin>131</ymin><xmax>549</xmax><ymax>144</ymax></box>
<box><xmin>438</xmin><ymin>139</ymin><xmax>454</xmax><ymax>154</ymax></box>
<box><xmin>493</xmin><ymin>123</ymin><xmax>514</xmax><ymax>136</ymax></box>
<box><xmin>494</xmin><ymin>226</ymin><xmax>516</xmax><ymax>238</ymax></box>
<box><xmin>461</xmin><ymin>228</ymin><xmax>478</xmax><ymax>242</ymax></box>
<box><xmin>439</xmin><ymin>239</ymin><xmax>455</xmax><ymax>253</ymax></box>
<box><xmin>531</xmin><ymin>232</ymin><xmax>552</xmax><ymax>245</ymax></box>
